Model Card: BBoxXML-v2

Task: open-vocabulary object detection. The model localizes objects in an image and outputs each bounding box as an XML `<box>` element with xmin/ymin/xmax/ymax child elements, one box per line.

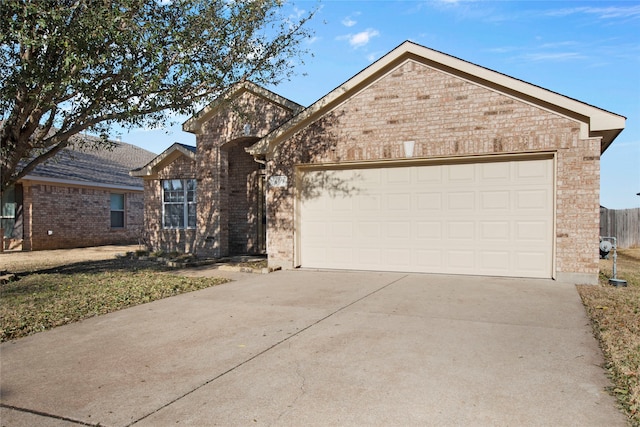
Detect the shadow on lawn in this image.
<box><xmin>16</xmin><ymin>257</ymin><xmax>169</xmax><ymax>277</ymax></box>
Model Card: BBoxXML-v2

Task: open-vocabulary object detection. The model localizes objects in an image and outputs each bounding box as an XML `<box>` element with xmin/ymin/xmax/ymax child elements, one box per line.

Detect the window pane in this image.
<box><xmin>163</xmin><ymin>179</ymin><xmax>183</xmax><ymax>191</ymax></box>
<box><xmin>188</xmin><ymin>203</ymin><xmax>197</xmax><ymax>228</ymax></box>
<box><xmin>163</xmin><ymin>204</ymin><xmax>184</xmax><ymax>228</ymax></box>
<box><xmin>164</xmin><ymin>190</ymin><xmax>184</xmax><ymax>203</ymax></box>
<box><xmin>2</xmin><ymin>218</ymin><xmax>15</xmax><ymax>237</ymax></box>
<box><xmin>111</xmin><ymin>211</ymin><xmax>124</xmax><ymax>228</ymax></box>
<box><xmin>110</xmin><ymin>194</ymin><xmax>124</xmax><ymax>210</ymax></box>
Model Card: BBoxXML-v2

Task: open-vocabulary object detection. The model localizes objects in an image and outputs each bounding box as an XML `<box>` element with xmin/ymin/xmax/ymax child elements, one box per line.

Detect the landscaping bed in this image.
<box><xmin>578</xmin><ymin>248</ymin><xmax>640</xmax><ymax>426</ymax></box>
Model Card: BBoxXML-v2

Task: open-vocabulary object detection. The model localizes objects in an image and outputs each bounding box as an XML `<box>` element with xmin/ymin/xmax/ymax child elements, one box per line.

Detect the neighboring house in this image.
<box><xmin>1</xmin><ymin>139</ymin><xmax>156</xmax><ymax>251</ymax></box>
<box><xmin>134</xmin><ymin>41</ymin><xmax>626</xmax><ymax>284</ymax></box>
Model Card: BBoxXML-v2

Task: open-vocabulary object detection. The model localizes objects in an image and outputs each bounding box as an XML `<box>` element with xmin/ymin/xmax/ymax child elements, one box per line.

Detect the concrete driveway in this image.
<box><xmin>0</xmin><ymin>270</ymin><xmax>626</xmax><ymax>426</ymax></box>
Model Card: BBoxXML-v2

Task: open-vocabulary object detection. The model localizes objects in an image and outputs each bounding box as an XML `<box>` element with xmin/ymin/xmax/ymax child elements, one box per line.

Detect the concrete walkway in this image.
<box><xmin>0</xmin><ymin>270</ymin><xmax>626</xmax><ymax>426</ymax></box>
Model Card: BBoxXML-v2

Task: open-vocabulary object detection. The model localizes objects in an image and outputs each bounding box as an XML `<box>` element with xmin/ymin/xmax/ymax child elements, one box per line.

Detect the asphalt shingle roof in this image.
<box><xmin>27</xmin><ymin>140</ymin><xmax>157</xmax><ymax>189</ymax></box>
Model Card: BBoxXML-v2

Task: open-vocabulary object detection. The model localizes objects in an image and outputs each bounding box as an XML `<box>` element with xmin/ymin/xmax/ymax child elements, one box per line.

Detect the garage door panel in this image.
<box><xmin>417</xmin><ymin>221</ymin><xmax>442</xmax><ymax>239</ymax></box>
<box><xmin>448</xmin><ymin>250</ymin><xmax>476</xmax><ymax>269</ymax></box>
<box><xmin>299</xmin><ymin>158</ymin><xmax>553</xmax><ymax>278</ymax></box>
<box><xmin>416</xmin><ymin>249</ymin><xmax>443</xmax><ymax>268</ymax></box>
<box><xmin>480</xmin><ymin>161</ymin><xmax>510</xmax><ymax>181</ymax></box>
<box><xmin>448</xmin><ymin>192</ymin><xmax>475</xmax><ymax>210</ymax></box>
<box><xmin>417</xmin><ymin>192</ymin><xmax>442</xmax><ymax>210</ymax></box>
<box><xmin>303</xmin><ymin>220</ymin><xmax>326</xmax><ymax>237</ymax></box>
<box><xmin>331</xmin><ymin>196</ymin><xmax>353</xmax><ymax>211</ymax></box>
<box><xmin>417</xmin><ymin>166</ymin><xmax>443</xmax><ymax>183</ymax></box>
<box><xmin>479</xmin><ymin>251</ymin><xmax>511</xmax><ymax>271</ymax></box>
<box><xmin>358</xmin><ymin>248</ymin><xmax>382</xmax><ymax>264</ymax></box>
<box><xmin>479</xmin><ymin>221</ymin><xmax>510</xmax><ymax>240</ymax></box>
<box><xmin>516</xmin><ymin>159</ymin><xmax>552</xmax><ymax>180</ymax></box>
<box><xmin>516</xmin><ymin>190</ymin><xmax>549</xmax><ymax>210</ymax></box>
<box><xmin>448</xmin><ymin>163</ymin><xmax>475</xmax><ymax>182</ymax></box>
<box><xmin>387</xmin><ymin>222</ymin><xmax>411</xmax><ymax>238</ymax></box>
<box><xmin>388</xmin><ymin>193</ymin><xmax>411</xmax><ymax>210</ymax></box>
<box><xmin>480</xmin><ymin>191</ymin><xmax>510</xmax><ymax>210</ymax></box>
<box><xmin>327</xmin><ymin>247</ymin><xmax>353</xmax><ymax>265</ymax></box>
<box><xmin>516</xmin><ymin>221</ymin><xmax>549</xmax><ymax>241</ymax></box>
<box><xmin>515</xmin><ymin>252</ymin><xmax>548</xmax><ymax>275</ymax></box>
<box><xmin>448</xmin><ymin>222</ymin><xmax>475</xmax><ymax>240</ymax></box>
<box><xmin>358</xmin><ymin>194</ymin><xmax>381</xmax><ymax>211</ymax></box>
<box><xmin>331</xmin><ymin>222</ymin><xmax>353</xmax><ymax>238</ymax></box>
<box><xmin>357</xmin><ymin>222</ymin><xmax>381</xmax><ymax>239</ymax></box>
<box><xmin>387</xmin><ymin>249</ymin><xmax>412</xmax><ymax>266</ymax></box>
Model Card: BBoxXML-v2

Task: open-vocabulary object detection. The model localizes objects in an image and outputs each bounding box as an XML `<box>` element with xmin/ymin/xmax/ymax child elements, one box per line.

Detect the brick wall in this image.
<box><xmin>226</xmin><ymin>140</ymin><xmax>262</xmax><ymax>254</ymax></box>
<box><xmin>22</xmin><ymin>181</ymin><xmax>143</xmax><ymax>250</ymax></box>
<box><xmin>268</xmin><ymin>59</ymin><xmax>601</xmax><ymax>282</ymax></box>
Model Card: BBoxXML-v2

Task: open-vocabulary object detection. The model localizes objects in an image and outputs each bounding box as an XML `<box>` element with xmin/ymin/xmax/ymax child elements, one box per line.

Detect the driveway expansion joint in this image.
<box><xmin>0</xmin><ymin>403</ymin><xmax>97</xmax><ymax>426</ymax></box>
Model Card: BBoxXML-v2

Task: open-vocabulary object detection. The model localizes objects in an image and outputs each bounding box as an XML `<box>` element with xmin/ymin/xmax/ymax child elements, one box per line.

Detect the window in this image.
<box><xmin>110</xmin><ymin>194</ymin><xmax>125</xmax><ymax>228</ymax></box>
<box><xmin>162</xmin><ymin>179</ymin><xmax>196</xmax><ymax>229</ymax></box>
<box><xmin>1</xmin><ymin>186</ymin><xmax>17</xmax><ymax>237</ymax></box>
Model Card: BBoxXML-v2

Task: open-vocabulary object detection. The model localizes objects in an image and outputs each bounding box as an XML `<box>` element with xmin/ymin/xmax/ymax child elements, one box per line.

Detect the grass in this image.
<box><xmin>0</xmin><ymin>258</ymin><xmax>229</xmax><ymax>342</ymax></box>
<box><xmin>577</xmin><ymin>248</ymin><xmax>640</xmax><ymax>426</ymax></box>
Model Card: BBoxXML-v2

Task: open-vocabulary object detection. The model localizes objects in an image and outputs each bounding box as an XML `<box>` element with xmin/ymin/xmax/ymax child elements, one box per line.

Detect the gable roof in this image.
<box><xmin>23</xmin><ymin>139</ymin><xmax>157</xmax><ymax>190</ymax></box>
<box><xmin>249</xmin><ymin>40</ymin><xmax>625</xmax><ymax>156</ymax></box>
<box><xmin>130</xmin><ymin>142</ymin><xmax>196</xmax><ymax>178</ymax></box>
<box><xmin>182</xmin><ymin>81</ymin><xmax>304</xmax><ymax>134</ymax></box>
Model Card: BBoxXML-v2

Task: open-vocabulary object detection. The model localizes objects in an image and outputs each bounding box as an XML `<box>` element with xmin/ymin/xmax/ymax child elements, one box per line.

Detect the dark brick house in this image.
<box><xmin>134</xmin><ymin>41</ymin><xmax>625</xmax><ymax>283</ymax></box>
<box><xmin>1</xmin><ymin>139</ymin><xmax>156</xmax><ymax>251</ymax></box>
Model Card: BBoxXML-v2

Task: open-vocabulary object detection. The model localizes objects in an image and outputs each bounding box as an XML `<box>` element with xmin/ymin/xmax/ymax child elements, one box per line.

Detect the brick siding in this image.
<box><xmin>22</xmin><ymin>181</ymin><xmax>143</xmax><ymax>250</ymax></box>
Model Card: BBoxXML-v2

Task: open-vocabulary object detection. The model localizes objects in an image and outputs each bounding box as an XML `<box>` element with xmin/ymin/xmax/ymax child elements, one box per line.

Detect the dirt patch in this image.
<box><xmin>0</xmin><ymin>245</ymin><xmax>142</xmax><ymax>273</ymax></box>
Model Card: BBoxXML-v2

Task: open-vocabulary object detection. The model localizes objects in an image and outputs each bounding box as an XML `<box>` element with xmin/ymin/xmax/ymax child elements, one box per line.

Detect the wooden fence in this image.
<box><xmin>600</xmin><ymin>207</ymin><xmax>640</xmax><ymax>248</ymax></box>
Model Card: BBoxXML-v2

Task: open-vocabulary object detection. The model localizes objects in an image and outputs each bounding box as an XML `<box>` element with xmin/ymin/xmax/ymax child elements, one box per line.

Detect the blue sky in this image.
<box><xmin>122</xmin><ymin>0</ymin><xmax>640</xmax><ymax>209</ymax></box>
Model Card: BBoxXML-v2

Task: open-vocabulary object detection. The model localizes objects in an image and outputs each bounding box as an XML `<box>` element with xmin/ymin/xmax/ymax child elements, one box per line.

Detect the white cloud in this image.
<box><xmin>546</xmin><ymin>5</ymin><xmax>640</xmax><ymax>20</ymax></box>
<box><xmin>290</xmin><ymin>6</ymin><xmax>307</xmax><ymax>20</ymax></box>
<box><xmin>341</xmin><ymin>12</ymin><xmax>360</xmax><ymax>27</ymax></box>
<box><xmin>338</xmin><ymin>29</ymin><xmax>380</xmax><ymax>48</ymax></box>
<box><xmin>522</xmin><ymin>52</ymin><xmax>587</xmax><ymax>62</ymax></box>
<box><xmin>342</xmin><ymin>17</ymin><xmax>357</xmax><ymax>27</ymax></box>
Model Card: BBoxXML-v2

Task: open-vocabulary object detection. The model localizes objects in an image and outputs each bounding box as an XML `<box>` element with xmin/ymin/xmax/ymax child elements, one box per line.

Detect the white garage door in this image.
<box><xmin>298</xmin><ymin>157</ymin><xmax>554</xmax><ymax>278</ymax></box>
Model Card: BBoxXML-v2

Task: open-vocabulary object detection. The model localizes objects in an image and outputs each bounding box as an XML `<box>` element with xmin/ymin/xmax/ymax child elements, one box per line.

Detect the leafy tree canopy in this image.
<box><xmin>0</xmin><ymin>0</ymin><xmax>314</xmax><ymax>192</ymax></box>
